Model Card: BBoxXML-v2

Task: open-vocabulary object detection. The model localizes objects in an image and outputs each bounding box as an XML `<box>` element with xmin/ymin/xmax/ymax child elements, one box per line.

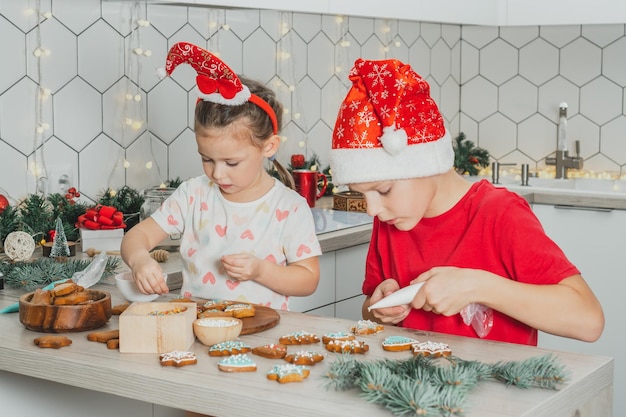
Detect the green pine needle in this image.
<box><xmin>322</xmin><ymin>352</ymin><xmax>568</xmax><ymax>416</ymax></box>
<box><xmin>491</xmin><ymin>354</ymin><xmax>568</xmax><ymax>389</ymax></box>
<box><xmin>1</xmin><ymin>256</ymin><xmax>122</xmax><ymax>291</ymax></box>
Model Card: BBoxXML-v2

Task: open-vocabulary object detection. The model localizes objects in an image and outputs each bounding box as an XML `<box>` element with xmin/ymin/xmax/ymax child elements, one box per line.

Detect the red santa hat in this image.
<box><xmin>330</xmin><ymin>58</ymin><xmax>453</xmax><ymax>185</ymax></box>
<box><xmin>159</xmin><ymin>42</ymin><xmax>278</xmax><ymax>134</ymax></box>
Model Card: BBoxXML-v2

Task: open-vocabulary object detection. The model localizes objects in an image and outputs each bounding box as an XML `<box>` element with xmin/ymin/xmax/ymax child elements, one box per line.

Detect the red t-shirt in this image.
<box><xmin>363</xmin><ymin>180</ymin><xmax>579</xmax><ymax>345</ymax></box>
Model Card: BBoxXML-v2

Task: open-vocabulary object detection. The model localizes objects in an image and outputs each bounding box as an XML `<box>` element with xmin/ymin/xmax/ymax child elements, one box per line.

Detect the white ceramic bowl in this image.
<box><xmin>115</xmin><ymin>271</ymin><xmax>167</xmax><ymax>302</ymax></box>
<box><xmin>193</xmin><ymin>317</ymin><xmax>243</xmax><ymax>346</ymax></box>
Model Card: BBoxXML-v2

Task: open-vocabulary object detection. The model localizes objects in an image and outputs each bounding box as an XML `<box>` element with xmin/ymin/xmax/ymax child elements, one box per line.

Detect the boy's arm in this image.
<box><xmin>477</xmin><ymin>272</ymin><xmax>604</xmax><ymax>342</ymax></box>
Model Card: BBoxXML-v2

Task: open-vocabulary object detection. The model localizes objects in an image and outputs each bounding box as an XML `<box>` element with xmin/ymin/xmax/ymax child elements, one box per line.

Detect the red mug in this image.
<box><xmin>292</xmin><ymin>169</ymin><xmax>328</xmax><ymax>208</ymax></box>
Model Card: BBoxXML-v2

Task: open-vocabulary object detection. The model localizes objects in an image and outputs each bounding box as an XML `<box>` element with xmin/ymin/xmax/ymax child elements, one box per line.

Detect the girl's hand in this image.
<box><xmin>368</xmin><ymin>279</ymin><xmax>411</xmax><ymax>324</ymax></box>
<box><xmin>131</xmin><ymin>256</ymin><xmax>169</xmax><ymax>295</ymax></box>
<box><xmin>221</xmin><ymin>253</ymin><xmax>262</xmax><ymax>282</ymax></box>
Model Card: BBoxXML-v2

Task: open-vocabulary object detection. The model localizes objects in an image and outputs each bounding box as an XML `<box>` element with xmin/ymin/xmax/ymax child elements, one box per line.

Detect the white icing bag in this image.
<box><xmin>367</xmin><ymin>282</ymin><xmax>424</xmax><ymax>311</ymax></box>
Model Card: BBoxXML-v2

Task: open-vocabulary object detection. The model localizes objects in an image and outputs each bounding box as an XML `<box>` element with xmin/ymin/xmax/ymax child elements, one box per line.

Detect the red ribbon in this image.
<box><xmin>76</xmin><ymin>205</ymin><xmax>126</xmax><ymax>230</ymax></box>
<box><xmin>196</xmin><ymin>75</ymin><xmax>239</xmax><ymax>99</ymax></box>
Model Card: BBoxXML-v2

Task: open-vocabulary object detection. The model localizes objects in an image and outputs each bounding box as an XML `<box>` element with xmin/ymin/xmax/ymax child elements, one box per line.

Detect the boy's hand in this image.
<box><xmin>411</xmin><ymin>266</ymin><xmax>474</xmax><ymax>316</ymax></box>
<box><xmin>368</xmin><ymin>279</ymin><xmax>411</xmax><ymax>324</ymax></box>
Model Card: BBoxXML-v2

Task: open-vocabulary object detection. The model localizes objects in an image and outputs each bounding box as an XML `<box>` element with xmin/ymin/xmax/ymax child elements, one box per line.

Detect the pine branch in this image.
<box><xmin>2</xmin><ymin>256</ymin><xmax>122</xmax><ymax>291</ymax></box>
<box><xmin>491</xmin><ymin>354</ymin><xmax>568</xmax><ymax>389</ymax></box>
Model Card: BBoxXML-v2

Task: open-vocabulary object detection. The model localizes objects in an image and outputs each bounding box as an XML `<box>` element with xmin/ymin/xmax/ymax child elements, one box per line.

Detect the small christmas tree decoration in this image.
<box><xmin>49</xmin><ymin>217</ymin><xmax>71</xmax><ymax>261</ymax></box>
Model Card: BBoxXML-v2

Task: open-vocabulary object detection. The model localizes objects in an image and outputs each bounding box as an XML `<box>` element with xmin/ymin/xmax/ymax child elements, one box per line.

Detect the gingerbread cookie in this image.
<box><xmin>202</xmin><ymin>299</ymin><xmax>234</xmax><ymax>311</ymax></box>
<box><xmin>208</xmin><ymin>340</ymin><xmax>252</xmax><ymax>357</ymax></box>
<box><xmin>322</xmin><ymin>331</ymin><xmax>355</xmax><ymax>345</ymax></box>
<box><xmin>267</xmin><ymin>364</ymin><xmax>310</xmax><ymax>384</ymax></box>
<box><xmin>111</xmin><ymin>303</ymin><xmax>130</xmax><ymax>315</ymax></box>
<box><xmin>279</xmin><ymin>330</ymin><xmax>320</xmax><ymax>345</ymax></box>
<box><xmin>284</xmin><ymin>350</ymin><xmax>325</xmax><ymax>366</ymax></box>
<box><xmin>87</xmin><ymin>329</ymin><xmax>120</xmax><ymax>343</ymax></box>
<box><xmin>382</xmin><ymin>335</ymin><xmax>419</xmax><ymax>352</ymax></box>
<box><xmin>53</xmin><ymin>291</ymin><xmax>90</xmax><ymax>305</ymax></box>
<box><xmin>159</xmin><ymin>351</ymin><xmax>197</xmax><ymax>367</ymax></box>
<box><xmin>30</xmin><ymin>288</ymin><xmax>53</xmax><ymax>305</ymax></box>
<box><xmin>251</xmin><ymin>343</ymin><xmax>288</xmax><ymax>359</ymax></box>
<box><xmin>34</xmin><ymin>335</ymin><xmax>72</xmax><ymax>349</ymax></box>
<box><xmin>51</xmin><ymin>281</ymin><xmax>78</xmax><ymax>297</ymax></box>
<box><xmin>325</xmin><ymin>339</ymin><xmax>369</xmax><ymax>354</ymax></box>
<box><xmin>106</xmin><ymin>339</ymin><xmax>120</xmax><ymax>350</ymax></box>
<box><xmin>412</xmin><ymin>341</ymin><xmax>452</xmax><ymax>358</ymax></box>
<box><xmin>218</xmin><ymin>354</ymin><xmax>257</xmax><ymax>372</ymax></box>
<box><xmin>224</xmin><ymin>303</ymin><xmax>255</xmax><ymax>318</ymax></box>
<box><xmin>198</xmin><ymin>308</ymin><xmax>232</xmax><ymax>319</ymax></box>
<box><xmin>351</xmin><ymin>319</ymin><xmax>384</xmax><ymax>335</ymax></box>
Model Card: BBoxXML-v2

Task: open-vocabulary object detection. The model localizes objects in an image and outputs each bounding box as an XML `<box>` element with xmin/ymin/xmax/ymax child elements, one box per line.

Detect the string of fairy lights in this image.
<box><xmin>19</xmin><ymin>4</ymin><xmax>372</xmax><ymax>199</ymax></box>
<box><xmin>26</xmin><ymin>0</ymin><xmax>52</xmax><ymax>196</ymax></box>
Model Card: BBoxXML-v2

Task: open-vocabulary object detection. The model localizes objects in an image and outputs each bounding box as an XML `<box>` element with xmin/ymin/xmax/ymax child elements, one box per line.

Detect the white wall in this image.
<box><xmin>1</xmin><ymin>1</ymin><xmax>625</xmax><ymax>203</ymax></box>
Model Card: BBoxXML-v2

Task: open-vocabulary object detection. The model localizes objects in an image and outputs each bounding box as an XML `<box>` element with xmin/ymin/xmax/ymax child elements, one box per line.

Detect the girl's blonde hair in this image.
<box><xmin>194</xmin><ymin>77</ymin><xmax>295</xmax><ymax>190</ymax></box>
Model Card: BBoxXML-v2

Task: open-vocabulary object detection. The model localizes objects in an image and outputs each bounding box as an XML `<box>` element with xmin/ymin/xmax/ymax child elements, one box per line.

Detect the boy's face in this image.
<box><xmin>349</xmin><ymin>177</ymin><xmax>436</xmax><ymax>231</ymax></box>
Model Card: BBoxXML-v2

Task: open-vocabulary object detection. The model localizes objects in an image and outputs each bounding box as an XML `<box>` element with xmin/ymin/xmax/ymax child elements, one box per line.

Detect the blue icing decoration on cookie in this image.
<box><xmin>383</xmin><ymin>336</ymin><xmax>418</xmax><ymax>345</ymax></box>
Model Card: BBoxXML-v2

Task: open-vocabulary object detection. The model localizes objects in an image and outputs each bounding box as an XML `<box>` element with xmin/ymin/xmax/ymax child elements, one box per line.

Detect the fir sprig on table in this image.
<box><xmin>323</xmin><ymin>353</ymin><xmax>567</xmax><ymax>416</ymax></box>
<box><xmin>0</xmin><ymin>256</ymin><xmax>121</xmax><ymax>291</ymax></box>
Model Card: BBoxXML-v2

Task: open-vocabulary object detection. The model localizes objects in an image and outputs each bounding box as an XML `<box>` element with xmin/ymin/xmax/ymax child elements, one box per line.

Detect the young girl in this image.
<box><xmin>121</xmin><ymin>42</ymin><xmax>321</xmax><ymax>310</ymax></box>
<box><xmin>329</xmin><ymin>58</ymin><xmax>604</xmax><ymax>346</ymax></box>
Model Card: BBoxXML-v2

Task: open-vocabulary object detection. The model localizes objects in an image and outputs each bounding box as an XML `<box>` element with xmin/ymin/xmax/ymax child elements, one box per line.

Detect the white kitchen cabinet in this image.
<box><xmin>289</xmin><ymin>242</ymin><xmax>369</xmax><ymax>319</ymax></box>
<box><xmin>533</xmin><ymin>203</ymin><xmax>625</xmax><ymax>416</ymax></box>
<box><xmin>288</xmin><ymin>251</ymin><xmax>335</xmax><ymax>313</ymax></box>
<box><xmin>143</xmin><ymin>0</ymin><xmax>626</xmax><ymax>26</ymax></box>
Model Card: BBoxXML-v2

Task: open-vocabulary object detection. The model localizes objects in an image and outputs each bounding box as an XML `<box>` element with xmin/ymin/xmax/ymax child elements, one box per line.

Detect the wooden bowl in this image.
<box><xmin>193</xmin><ymin>317</ymin><xmax>242</xmax><ymax>346</ymax></box>
<box><xmin>19</xmin><ymin>289</ymin><xmax>112</xmax><ymax>333</ymax></box>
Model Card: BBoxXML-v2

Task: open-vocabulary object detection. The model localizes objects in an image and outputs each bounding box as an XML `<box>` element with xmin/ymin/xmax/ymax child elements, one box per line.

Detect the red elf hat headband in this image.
<box><xmin>330</xmin><ymin>58</ymin><xmax>453</xmax><ymax>185</ymax></box>
<box><xmin>161</xmin><ymin>42</ymin><xmax>278</xmax><ymax>135</ymax></box>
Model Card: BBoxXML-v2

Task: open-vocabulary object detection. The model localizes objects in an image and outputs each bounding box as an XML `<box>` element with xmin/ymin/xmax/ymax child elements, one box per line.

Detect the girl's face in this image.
<box><xmin>196</xmin><ymin>124</ymin><xmax>277</xmax><ymax>202</ymax></box>
<box><xmin>349</xmin><ymin>177</ymin><xmax>437</xmax><ymax>231</ymax></box>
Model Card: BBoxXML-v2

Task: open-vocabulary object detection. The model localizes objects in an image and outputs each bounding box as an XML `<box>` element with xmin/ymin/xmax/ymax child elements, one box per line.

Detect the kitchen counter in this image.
<box><xmin>0</xmin><ymin>284</ymin><xmax>614</xmax><ymax>417</ymax></box>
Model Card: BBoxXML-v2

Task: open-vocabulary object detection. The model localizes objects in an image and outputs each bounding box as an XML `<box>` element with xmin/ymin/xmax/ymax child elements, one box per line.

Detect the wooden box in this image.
<box><xmin>119</xmin><ymin>302</ymin><xmax>196</xmax><ymax>353</ymax></box>
<box><xmin>333</xmin><ymin>191</ymin><xmax>367</xmax><ymax>212</ymax></box>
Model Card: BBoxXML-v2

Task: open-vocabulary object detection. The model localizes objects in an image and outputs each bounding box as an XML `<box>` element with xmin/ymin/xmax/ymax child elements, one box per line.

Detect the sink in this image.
<box><xmin>504</xmin><ymin>177</ymin><xmax>626</xmax><ymax>196</ymax></box>
<box><xmin>466</xmin><ymin>175</ymin><xmax>626</xmax><ymax>197</ymax></box>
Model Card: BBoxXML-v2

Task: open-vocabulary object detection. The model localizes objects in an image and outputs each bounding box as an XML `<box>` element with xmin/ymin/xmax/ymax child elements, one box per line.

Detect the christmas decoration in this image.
<box><xmin>49</xmin><ymin>217</ymin><xmax>70</xmax><ymax>260</ymax></box>
<box><xmin>0</xmin><ymin>204</ymin><xmax>19</xmax><ymax>247</ymax></box>
<box><xmin>0</xmin><ymin>256</ymin><xmax>121</xmax><ymax>291</ymax></box>
<box><xmin>453</xmin><ymin>132</ymin><xmax>490</xmax><ymax>176</ymax></box>
<box><xmin>290</xmin><ymin>154</ymin><xmax>306</xmax><ymax>169</ymax></box>
<box><xmin>323</xmin><ymin>353</ymin><xmax>567</xmax><ymax>416</ymax></box>
<box><xmin>77</xmin><ymin>205</ymin><xmax>126</xmax><ymax>230</ymax></box>
<box><xmin>97</xmin><ymin>186</ymin><xmax>144</xmax><ymax>230</ymax></box>
<box><xmin>3</xmin><ymin>231</ymin><xmax>36</xmax><ymax>261</ymax></box>
<box><xmin>0</xmin><ymin>194</ymin><xmax>8</xmax><ymax>215</ymax></box>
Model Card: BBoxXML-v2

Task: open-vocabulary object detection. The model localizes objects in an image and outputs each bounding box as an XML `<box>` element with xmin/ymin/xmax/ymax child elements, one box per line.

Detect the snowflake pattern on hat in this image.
<box><xmin>330</xmin><ymin>58</ymin><xmax>454</xmax><ymax>185</ymax></box>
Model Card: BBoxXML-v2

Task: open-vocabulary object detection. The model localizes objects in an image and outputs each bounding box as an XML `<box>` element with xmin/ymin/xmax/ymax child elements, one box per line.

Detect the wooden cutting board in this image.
<box><xmin>240</xmin><ymin>304</ymin><xmax>280</xmax><ymax>335</ymax></box>
<box><xmin>179</xmin><ymin>297</ymin><xmax>281</xmax><ymax>335</ymax></box>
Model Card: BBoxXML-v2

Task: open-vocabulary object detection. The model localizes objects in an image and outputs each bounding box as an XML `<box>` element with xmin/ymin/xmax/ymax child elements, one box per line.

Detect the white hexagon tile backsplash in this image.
<box><xmin>0</xmin><ymin>0</ymin><xmax>626</xmax><ymax>202</ymax></box>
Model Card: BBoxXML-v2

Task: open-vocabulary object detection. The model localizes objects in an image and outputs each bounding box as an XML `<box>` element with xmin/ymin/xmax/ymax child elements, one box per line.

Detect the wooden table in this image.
<box><xmin>0</xmin><ymin>284</ymin><xmax>613</xmax><ymax>417</ymax></box>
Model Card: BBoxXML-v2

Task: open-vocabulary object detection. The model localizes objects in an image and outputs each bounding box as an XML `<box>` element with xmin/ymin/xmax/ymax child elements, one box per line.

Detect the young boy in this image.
<box><xmin>329</xmin><ymin>58</ymin><xmax>604</xmax><ymax>345</ymax></box>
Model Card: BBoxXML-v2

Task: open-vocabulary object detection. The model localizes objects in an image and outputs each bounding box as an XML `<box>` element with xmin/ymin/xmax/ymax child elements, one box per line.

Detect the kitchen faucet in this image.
<box><xmin>545</xmin><ymin>103</ymin><xmax>583</xmax><ymax>179</ymax></box>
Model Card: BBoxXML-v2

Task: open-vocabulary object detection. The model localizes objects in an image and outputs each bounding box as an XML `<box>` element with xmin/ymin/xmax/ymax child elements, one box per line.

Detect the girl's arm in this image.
<box><xmin>120</xmin><ymin>217</ymin><xmax>170</xmax><ymax>294</ymax></box>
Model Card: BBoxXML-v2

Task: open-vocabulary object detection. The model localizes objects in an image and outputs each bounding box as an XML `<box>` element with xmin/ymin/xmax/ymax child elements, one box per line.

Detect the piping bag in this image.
<box><xmin>0</xmin><ymin>251</ymin><xmax>108</xmax><ymax>314</ymax></box>
<box><xmin>367</xmin><ymin>282</ymin><xmax>493</xmax><ymax>338</ymax></box>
